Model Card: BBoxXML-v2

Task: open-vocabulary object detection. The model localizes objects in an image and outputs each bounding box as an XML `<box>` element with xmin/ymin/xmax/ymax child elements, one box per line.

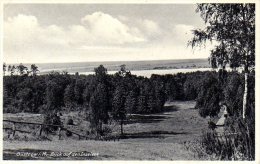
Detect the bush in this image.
<box><xmin>66</xmin><ymin>118</ymin><xmax>74</xmax><ymax>125</ymax></box>
<box><xmin>43</xmin><ymin>112</ymin><xmax>62</xmax><ymax>134</ymax></box>
<box><xmin>66</xmin><ymin>130</ymin><xmax>73</xmax><ymax>137</ymax></box>
<box><xmin>200</xmin><ymin>117</ymin><xmax>254</xmax><ymax>160</ymax></box>
<box><xmin>195</xmin><ymin>72</ymin><xmax>222</xmax><ymax>117</ymax></box>
<box><xmin>208</xmin><ymin>121</ymin><xmax>216</xmax><ymax>130</ymax></box>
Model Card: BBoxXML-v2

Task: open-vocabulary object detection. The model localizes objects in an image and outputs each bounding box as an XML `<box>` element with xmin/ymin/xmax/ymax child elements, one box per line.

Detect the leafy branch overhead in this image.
<box><xmin>189</xmin><ymin>4</ymin><xmax>255</xmax><ymax>70</ymax></box>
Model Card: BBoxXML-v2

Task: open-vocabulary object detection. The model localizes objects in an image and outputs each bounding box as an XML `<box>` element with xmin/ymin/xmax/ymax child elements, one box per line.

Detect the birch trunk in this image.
<box><xmin>242</xmin><ymin>4</ymin><xmax>249</xmax><ymax>120</ymax></box>
<box><xmin>242</xmin><ymin>71</ymin><xmax>248</xmax><ymax>119</ymax></box>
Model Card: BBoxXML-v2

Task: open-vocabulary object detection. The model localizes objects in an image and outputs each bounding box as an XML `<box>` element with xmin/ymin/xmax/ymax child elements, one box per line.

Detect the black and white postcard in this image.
<box><xmin>1</xmin><ymin>0</ymin><xmax>259</xmax><ymax>162</ymax></box>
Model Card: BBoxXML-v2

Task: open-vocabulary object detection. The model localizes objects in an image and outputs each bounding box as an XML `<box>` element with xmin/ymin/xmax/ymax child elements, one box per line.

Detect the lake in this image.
<box><xmin>76</xmin><ymin>68</ymin><xmax>213</xmax><ymax>78</ymax></box>
<box><xmin>35</xmin><ymin>58</ymin><xmax>212</xmax><ymax>77</ymax></box>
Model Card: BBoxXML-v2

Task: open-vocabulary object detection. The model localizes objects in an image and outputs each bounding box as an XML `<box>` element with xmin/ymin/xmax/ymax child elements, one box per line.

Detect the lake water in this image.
<box><xmin>8</xmin><ymin>58</ymin><xmax>236</xmax><ymax>78</ymax></box>
<box><xmin>35</xmin><ymin>59</ymin><xmax>210</xmax><ymax>74</ymax></box>
<box><xmin>76</xmin><ymin>68</ymin><xmax>213</xmax><ymax>78</ymax></box>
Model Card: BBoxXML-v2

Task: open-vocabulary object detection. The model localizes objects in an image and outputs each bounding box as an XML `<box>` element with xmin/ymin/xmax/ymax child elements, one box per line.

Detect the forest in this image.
<box><xmin>4</xmin><ymin>64</ymin><xmax>255</xmax><ymax>116</ymax></box>
<box><xmin>3</xmin><ymin>63</ymin><xmax>255</xmax><ymax>133</ymax></box>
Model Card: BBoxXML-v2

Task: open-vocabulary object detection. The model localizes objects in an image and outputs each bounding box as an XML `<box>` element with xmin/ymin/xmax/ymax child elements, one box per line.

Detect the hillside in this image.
<box><xmin>3</xmin><ymin>101</ymin><xmax>208</xmax><ymax>160</ymax></box>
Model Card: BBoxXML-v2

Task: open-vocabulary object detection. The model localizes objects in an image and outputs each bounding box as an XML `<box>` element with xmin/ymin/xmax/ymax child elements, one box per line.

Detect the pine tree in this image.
<box><xmin>30</xmin><ymin>64</ymin><xmax>39</xmax><ymax>76</ymax></box>
<box><xmin>64</xmin><ymin>84</ymin><xmax>75</xmax><ymax>108</ymax></box>
<box><xmin>112</xmin><ymin>85</ymin><xmax>126</xmax><ymax>136</ymax></box>
<box><xmin>125</xmin><ymin>90</ymin><xmax>138</xmax><ymax>114</ymax></box>
<box><xmin>89</xmin><ymin>83</ymin><xmax>110</xmax><ymax>136</ymax></box>
<box><xmin>17</xmin><ymin>63</ymin><xmax>28</xmax><ymax>76</ymax></box>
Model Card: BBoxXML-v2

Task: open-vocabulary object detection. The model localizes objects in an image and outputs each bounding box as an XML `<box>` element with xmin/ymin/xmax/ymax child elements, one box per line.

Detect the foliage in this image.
<box><xmin>3</xmin><ymin>67</ymin><xmax>254</xmax><ymax>118</ymax></box>
<box><xmin>189</xmin><ymin>3</ymin><xmax>255</xmax><ymax>119</ymax></box>
<box><xmin>16</xmin><ymin>63</ymin><xmax>28</xmax><ymax>76</ymax></box>
<box><xmin>3</xmin><ymin>63</ymin><xmax>7</xmax><ymax>76</ymax></box>
<box><xmin>195</xmin><ymin>71</ymin><xmax>222</xmax><ymax>117</ymax></box>
<box><xmin>188</xmin><ymin>4</ymin><xmax>256</xmax><ymax>157</ymax></box>
<box><xmin>189</xmin><ymin>4</ymin><xmax>255</xmax><ymax>70</ymax></box>
<box><xmin>112</xmin><ymin>85</ymin><xmax>126</xmax><ymax>135</ymax></box>
<box><xmin>43</xmin><ymin>112</ymin><xmax>62</xmax><ymax>134</ymax></box>
<box><xmin>46</xmin><ymin>80</ymin><xmax>64</xmax><ymax>111</ymax></box>
<box><xmin>200</xmin><ymin>117</ymin><xmax>254</xmax><ymax>160</ymax></box>
<box><xmin>89</xmin><ymin>83</ymin><xmax>110</xmax><ymax>136</ymax></box>
<box><xmin>64</xmin><ymin>84</ymin><xmax>76</xmax><ymax>108</ymax></box>
<box><xmin>30</xmin><ymin>64</ymin><xmax>39</xmax><ymax>76</ymax></box>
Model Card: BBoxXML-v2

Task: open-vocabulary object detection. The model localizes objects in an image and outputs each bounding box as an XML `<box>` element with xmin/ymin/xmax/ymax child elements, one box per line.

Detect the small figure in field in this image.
<box><xmin>58</xmin><ymin>126</ymin><xmax>62</xmax><ymax>140</ymax></box>
<box><xmin>217</xmin><ymin>101</ymin><xmax>229</xmax><ymax>132</ymax></box>
<box><xmin>219</xmin><ymin>101</ymin><xmax>228</xmax><ymax>118</ymax></box>
<box><xmin>214</xmin><ymin>101</ymin><xmax>229</xmax><ymax>134</ymax></box>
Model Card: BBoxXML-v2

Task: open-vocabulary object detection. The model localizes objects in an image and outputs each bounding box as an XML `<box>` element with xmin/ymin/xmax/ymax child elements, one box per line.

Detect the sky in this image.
<box><xmin>3</xmin><ymin>4</ymin><xmax>213</xmax><ymax>64</ymax></box>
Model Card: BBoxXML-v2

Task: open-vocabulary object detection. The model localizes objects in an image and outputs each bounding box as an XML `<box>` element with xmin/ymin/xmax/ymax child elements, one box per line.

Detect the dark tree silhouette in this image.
<box><xmin>17</xmin><ymin>63</ymin><xmax>28</xmax><ymax>76</ymax></box>
<box><xmin>64</xmin><ymin>84</ymin><xmax>75</xmax><ymax>108</ymax></box>
<box><xmin>89</xmin><ymin>83</ymin><xmax>110</xmax><ymax>137</ymax></box>
<box><xmin>3</xmin><ymin>63</ymin><xmax>6</xmax><ymax>76</ymax></box>
<box><xmin>31</xmin><ymin>64</ymin><xmax>39</xmax><ymax>76</ymax></box>
<box><xmin>94</xmin><ymin>65</ymin><xmax>108</xmax><ymax>83</ymax></box>
<box><xmin>112</xmin><ymin>85</ymin><xmax>126</xmax><ymax>136</ymax></box>
<box><xmin>8</xmin><ymin>65</ymin><xmax>16</xmax><ymax>76</ymax></box>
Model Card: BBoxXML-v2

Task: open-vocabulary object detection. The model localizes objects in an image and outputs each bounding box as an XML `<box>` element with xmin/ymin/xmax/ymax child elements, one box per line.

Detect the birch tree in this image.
<box><xmin>189</xmin><ymin>4</ymin><xmax>255</xmax><ymax>119</ymax></box>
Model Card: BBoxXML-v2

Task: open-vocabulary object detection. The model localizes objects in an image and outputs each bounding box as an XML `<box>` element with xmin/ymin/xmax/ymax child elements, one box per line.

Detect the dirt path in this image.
<box><xmin>3</xmin><ymin>101</ymin><xmax>208</xmax><ymax>160</ymax></box>
<box><xmin>120</xmin><ymin>101</ymin><xmax>209</xmax><ymax>143</ymax></box>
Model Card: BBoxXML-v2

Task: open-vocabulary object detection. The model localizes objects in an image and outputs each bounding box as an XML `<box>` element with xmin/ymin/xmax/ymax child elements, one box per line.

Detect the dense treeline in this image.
<box><xmin>4</xmin><ymin>65</ymin><xmax>254</xmax><ymax>118</ymax></box>
<box><xmin>3</xmin><ymin>64</ymin><xmax>254</xmax><ymax>118</ymax></box>
<box><xmin>3</xmin><ymin>64</ymin><xmax>255</xmax><ymax>139</ymax></box>
<box><xmin>3</xmin><ymin>65</ymin><xmax>166</xmax><ymax>115</ymax></box>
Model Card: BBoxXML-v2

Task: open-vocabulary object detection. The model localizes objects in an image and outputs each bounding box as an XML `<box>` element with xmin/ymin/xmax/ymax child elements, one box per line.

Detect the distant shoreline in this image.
<box><xmin>5</xmin><ymin>58</ymin><xmax>209</xmax><ymax>65</ymax></box>
<box><xmin>4</xmin><ymin>58</ymin><xmax>212</xmax><ymax>77</ymax></box>
<box><xmin>40</xmin><ymin>68</ymin><xmax>214</xmax><ymax>78</ymax></box>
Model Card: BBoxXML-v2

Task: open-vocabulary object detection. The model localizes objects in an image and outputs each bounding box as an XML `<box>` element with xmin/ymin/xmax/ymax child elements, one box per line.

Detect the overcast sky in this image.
<box><xmin>4</xmin><ymin>4</ymin><xmax>213</xmax><ymax>64</ymax></box>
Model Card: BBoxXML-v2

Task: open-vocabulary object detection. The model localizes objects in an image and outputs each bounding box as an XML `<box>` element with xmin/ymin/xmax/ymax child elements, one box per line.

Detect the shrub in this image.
<box><xmin>200</xmin><ymin>117</ymin><xmax>254</xmax><ymax>160</ymax></box>
<box><xmin>43</xmin><ymin>112</ymin><xmax>62</xmax><ymax>134</ymax></box>
<box><xmin>67</xmin><ymin>118</ymin><xmax>74</xmax><ymax>125</ymax></box>
<box><xmin>66</xmin><ymin>130</ymin><xmax>73</xmax><ymax>137</ymax></box>
<box><xmin>208</xmin><ymin>121</ymin><xmax>216</xmax><ymax>130</ymax></box>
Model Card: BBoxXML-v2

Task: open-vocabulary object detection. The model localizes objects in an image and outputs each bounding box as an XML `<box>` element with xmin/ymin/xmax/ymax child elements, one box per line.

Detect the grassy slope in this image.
<box><xmin>121</xmin><ymin>101</ymin><xmax>208</xmax><ymax>143</ymax></box>
<box><xmin>4</xmin><ymin>141</ymin><xmax>196</xmax><ymax>160</ymax></box>
<box><xmin>3</xmin><ymin>101</ymin><xmax>209</xmax><ymax>160</ymax></box>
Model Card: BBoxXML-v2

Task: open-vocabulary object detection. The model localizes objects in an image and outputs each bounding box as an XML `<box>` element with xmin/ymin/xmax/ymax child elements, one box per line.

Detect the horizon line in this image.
<box><xmin>4</xmin><ymin>58</ymin><xmax>209</xmax><ymax>65</ymax></box>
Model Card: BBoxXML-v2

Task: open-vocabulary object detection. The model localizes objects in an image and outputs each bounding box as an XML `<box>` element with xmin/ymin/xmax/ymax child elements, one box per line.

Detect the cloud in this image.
<box><xmin>3</xmin><ymin>13</ymin><xmax>211</xmax><ymax>64</ymax></box>
<box><xmin>81</xmin><ymin>12</ymin><xmax>145</xmax><ymax>45</ymax></box>
<box><xmin>5</xmin><ymin>12</ymin><xmax>146</xmax><ymax>48</ymax></box>
<box><xmin>4</xmin><ymin>13</ymin><xmax>148</xmax><ymax>63</ymax></box>
<box><xmin>5</xmin><ymin>14</ymin><xmax>39</xmax><ymax>45</ymax></box>
<box><xmin>142</xmin><ymin>19</ymin><xmax>161</xmax><ymax>36</ymax></box>
<box><xmin>121</xmin><ymin>18</ymin><xmax>161</xmax><ymax>39</ymax></box>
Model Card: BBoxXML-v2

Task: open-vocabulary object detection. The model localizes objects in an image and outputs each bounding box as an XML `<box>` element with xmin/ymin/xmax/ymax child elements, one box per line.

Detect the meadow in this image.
<box><xmin>3</xmin><ymin>101</ymin><xmax>208</xmax><ymax>160</ymax></box>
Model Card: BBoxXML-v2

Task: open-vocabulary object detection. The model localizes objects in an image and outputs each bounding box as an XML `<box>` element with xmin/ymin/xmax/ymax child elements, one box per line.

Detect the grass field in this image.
<box><xmin>3</xmin><ymin>101</ymin><xmax>209</xmax><ymax>160</ymax></box>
